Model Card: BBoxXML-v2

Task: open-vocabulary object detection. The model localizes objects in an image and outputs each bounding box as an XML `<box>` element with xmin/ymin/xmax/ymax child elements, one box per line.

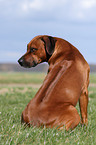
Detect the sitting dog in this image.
<box><xmin>18</xmin><ymin>35</ymin><xmax>90</xmax><ymax>130</ymax></box>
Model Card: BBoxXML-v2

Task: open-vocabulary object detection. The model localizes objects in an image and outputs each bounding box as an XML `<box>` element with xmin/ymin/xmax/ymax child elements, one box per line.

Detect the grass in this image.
<box><xmin>0</xmin><ymin>72</ymin><xmax>46</xmax><ymax>84</ymax></box>
<box><xmin>0</xmin><ymin>72</ymin><xmax>96</xmax><ymax>145</ymax></box>
<box><xmin>89</xmin><ymin>73</ymin><xmax>96</xmax><ymax>84</ymax></box>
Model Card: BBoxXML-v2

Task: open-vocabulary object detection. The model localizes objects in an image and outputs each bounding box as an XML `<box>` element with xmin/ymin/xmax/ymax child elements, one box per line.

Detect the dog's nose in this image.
<box><xmin>18</xmin><ymin>58</ymin><xmax>24</xmax><ymax>66</ymax></box>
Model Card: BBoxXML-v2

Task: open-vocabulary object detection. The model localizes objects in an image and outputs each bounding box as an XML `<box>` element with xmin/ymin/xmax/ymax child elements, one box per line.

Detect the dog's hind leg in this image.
<box><xmin>79</xmin><ymin>67</ymin><xmax>90</xmax><ymax>125</ymax></box>
<box><xmin>65</xmin><ymin>106</ymin><xmax>80</xmax><ymax>131</ymax></box>
<box><xmin>79</xmin><ymin>87</ymin><xmax>89</xmax><ymax>125</ymax></box>
<box><xmin>54</xmin><ymin>105</ymin><xmax>80</xmax><ymax>131</ymax></box>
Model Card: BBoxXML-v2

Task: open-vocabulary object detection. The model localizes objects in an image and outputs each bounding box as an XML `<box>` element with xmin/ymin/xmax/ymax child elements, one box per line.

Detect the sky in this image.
<box><xmin>0</xmin><ymin>0</ymin><xmax>96</xmax><ymax>64</ymax></box>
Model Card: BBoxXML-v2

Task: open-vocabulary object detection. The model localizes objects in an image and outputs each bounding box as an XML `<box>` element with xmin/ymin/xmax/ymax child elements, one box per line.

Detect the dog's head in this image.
<box><xmin>18</xmin><ymin>35</ymin><xmax>57</xmax><ymax>68</ymax></box>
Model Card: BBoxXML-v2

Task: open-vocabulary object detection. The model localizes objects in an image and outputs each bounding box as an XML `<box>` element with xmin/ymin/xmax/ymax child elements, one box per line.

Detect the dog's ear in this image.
<box><xmin>41</xmin><ymin>36</ymin><xmax>57</xmax><ymax>56</ymax></box>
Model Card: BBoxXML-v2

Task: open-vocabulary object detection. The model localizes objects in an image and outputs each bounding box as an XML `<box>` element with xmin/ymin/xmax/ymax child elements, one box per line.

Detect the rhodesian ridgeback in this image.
<box><xmin>18</xmin><ymin>35</ymin><xmax>90</xmax><ymax>130</ymax></box>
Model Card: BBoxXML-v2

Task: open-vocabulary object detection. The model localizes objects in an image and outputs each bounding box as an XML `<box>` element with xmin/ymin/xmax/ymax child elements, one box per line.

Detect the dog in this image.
<box><xmin>18</xmin><ymin>35</ymin><xmax>90</xmax><ymax>130</ymax></box>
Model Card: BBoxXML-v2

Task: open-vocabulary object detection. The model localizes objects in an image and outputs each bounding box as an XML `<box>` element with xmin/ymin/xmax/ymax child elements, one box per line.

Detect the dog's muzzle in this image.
<box><xmin>18</xmin><ymin>57</ymin><xmax>38</xmax><ymax>68</ymax></box>
<box><xmin>18</xmin><ymin>57</ymin><xmax>30</xmax><ymax>68</ymax></box>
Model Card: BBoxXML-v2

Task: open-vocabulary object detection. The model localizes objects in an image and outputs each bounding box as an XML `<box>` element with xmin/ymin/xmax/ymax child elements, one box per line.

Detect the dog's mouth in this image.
<box><xmin>18</xmin><ymin>58</ymin><xmax>38</xmax><ymax>68</ymax></box>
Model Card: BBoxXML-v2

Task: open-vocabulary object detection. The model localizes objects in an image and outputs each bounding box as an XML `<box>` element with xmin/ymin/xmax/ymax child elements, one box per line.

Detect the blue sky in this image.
<box><xmin>0</xmin><ymin>0</ymin><xmax>96</xmax><ymax>64</ymax></box>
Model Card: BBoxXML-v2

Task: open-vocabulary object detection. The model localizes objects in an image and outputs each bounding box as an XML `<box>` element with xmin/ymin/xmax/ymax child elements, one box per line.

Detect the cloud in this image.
<box><xmin>21</xmin><ymin>0</ymin><xmax>67</xmax><ymax>12</ymax></box>
<box><xmin>0</xmin><ymin>0</ymin><xmax>96</xmax><ymax>22</ymax></box>
<box><xmin>21</xmin><ymin>0</ymin><xmax>43</xmax><ymax>12</ymax></box>
<box><xmin>76</xmin><ymin>0</ymin><xmax>96</xmax><ymax>21</ymax></box>
<box><xmin>81</xmin><ymin>0</ymin><xmax>96</xmax><ymax>9</ymax></box>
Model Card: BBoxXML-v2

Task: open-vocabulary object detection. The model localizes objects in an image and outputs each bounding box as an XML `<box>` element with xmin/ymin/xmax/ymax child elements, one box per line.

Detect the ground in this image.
<box><xmin>0</xmin><ymin>72</ymin><xmax>96</xmax><ymax>145</ymax></box>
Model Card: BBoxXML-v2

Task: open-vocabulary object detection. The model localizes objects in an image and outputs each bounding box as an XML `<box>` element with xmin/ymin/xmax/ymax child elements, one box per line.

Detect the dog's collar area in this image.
<box><xmin>45</xmin><ymin>47</ymin><xmax>52</xmax><ymax>62</ymax></box>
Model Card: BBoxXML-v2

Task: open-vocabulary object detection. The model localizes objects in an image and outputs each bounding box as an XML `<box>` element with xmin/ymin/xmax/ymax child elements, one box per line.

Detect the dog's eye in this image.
<box><xmin>30</xmin><ymin>48</ymin><xmax>37</xmax><ymax>53</ymax></box>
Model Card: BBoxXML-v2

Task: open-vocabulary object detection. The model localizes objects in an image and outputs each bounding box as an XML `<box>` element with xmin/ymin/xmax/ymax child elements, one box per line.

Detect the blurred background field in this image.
<box><xmin>0</xmin><ymin>72</ymin><xmax>46</xmax><ymax>84</ymax></box>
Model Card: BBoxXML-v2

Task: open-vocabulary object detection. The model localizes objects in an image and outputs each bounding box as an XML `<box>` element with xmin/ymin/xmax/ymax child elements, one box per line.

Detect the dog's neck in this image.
<box><xmin>47</xmin><ymin>49</ymin><xmax>63</xmax><ymax>72</ymax></box>
<box><xmin>47</xmin><ymin>47</ymin><xmax>75</xmax><ymax>73</ymax></box>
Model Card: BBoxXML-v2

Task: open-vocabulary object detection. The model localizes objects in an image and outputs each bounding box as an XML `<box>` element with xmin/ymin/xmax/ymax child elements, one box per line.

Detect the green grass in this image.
<box><xmin>0</xmin><ymin>72</ymin><xmax>46</xmax><ymax>84</ymax></box>
<box><xmin>0</xmin><ymin>72</ymin><xmax>96</xmax><ymax>144</ymax></box>
<box><xmin>90</xmin><ymin>73</ymin><xmax>96</xmax><ymax>84</ymax></box>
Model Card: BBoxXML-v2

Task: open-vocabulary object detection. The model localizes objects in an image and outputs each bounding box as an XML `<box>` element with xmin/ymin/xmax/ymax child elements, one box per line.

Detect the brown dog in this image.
<box><xmin>18</xmin><ymin>35</ymin><xmax>90</xmax><ymax>130</ymax></box>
